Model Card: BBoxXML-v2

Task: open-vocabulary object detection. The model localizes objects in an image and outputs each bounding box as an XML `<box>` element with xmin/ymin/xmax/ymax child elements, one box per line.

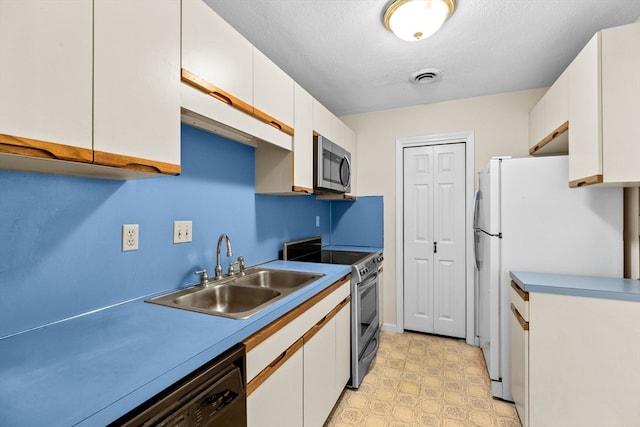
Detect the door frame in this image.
<box><xmin>395</xmin><ymin>131</ymin><xmax>476</xmax><ymax>346</ymax></box>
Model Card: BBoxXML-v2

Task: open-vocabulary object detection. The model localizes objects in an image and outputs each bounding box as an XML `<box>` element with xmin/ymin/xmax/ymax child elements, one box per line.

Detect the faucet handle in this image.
<box><xmin>227</xmin><ymin>256</ymin><xmax>246</xmax><ymax>276</ymax></box>
<box><xmin>194</xmin><ymin>269</ymin><xmax>209</xmax><ymax>286</ymax></box>
<box><xmin>237</xmin><ymin>256</ymin><xmax>246</xmax><ymax>275</ymax></box>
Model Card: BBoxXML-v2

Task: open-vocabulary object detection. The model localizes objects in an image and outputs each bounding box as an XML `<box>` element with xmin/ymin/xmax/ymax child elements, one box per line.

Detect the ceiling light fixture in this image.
<box><xmin>383</xmin><ymin>0</ymin><xmax>455</xmax><ymax>42</ymax></box>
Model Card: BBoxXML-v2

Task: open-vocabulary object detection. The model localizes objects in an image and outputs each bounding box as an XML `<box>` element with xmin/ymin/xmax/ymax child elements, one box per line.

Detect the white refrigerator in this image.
<box><xmin>473</xmin><ymin>156</ymin><xmax>623</xmax><ymax>402</ymax></box>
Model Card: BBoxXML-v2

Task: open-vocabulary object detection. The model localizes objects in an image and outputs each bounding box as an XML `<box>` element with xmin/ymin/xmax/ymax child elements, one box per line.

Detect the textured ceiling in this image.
<box><xmin>204</xmin><ymin>0</ymin><xmax>640</xmax><ymax>116</ymax></box>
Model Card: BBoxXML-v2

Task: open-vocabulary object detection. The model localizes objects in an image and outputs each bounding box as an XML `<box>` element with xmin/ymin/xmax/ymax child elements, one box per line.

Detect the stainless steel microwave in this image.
<box><xmin>313</xmin><ymin>135</ymin><xmax>351</xmax><ymax>193</ymax></box>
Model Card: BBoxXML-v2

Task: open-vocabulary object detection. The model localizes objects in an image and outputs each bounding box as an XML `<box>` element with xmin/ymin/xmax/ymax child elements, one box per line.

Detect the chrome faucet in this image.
<box><xmin>215</xmin><ymin>234</ymin><xmax>233</xmax><ymax>280</ymax></box>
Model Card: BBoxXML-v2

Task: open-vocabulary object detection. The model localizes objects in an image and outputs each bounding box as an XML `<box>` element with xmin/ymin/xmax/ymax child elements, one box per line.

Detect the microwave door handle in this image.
<box><xmin>341</xmin><ymin>155</ymin><xmax>351</xmax><ymax>187</ymax></box>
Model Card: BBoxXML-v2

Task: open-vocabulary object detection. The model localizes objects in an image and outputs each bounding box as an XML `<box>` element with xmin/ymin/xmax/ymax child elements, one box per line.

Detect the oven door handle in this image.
<box><xmin>358</xmin><ymin>274</ymin><xmax>377</xmax><ymax>293</ymax></box>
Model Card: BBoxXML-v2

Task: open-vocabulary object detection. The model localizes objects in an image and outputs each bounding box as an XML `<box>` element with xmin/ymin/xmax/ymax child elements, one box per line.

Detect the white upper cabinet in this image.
<box><xmin>0</xmin><ymin>0</ymin><xmax>181</xmax><ymax>178</ymax></box>
<box><xmin>0</xmin><ymin>0</ymin><xmax>93</xmax><ymax>161</ymax></box>
<box><xmin>93</xmin><ymin>0</ymin><xmax>180</xmax><ymax>173</ymax></box>
<box><xmin>312</xmin><ymin>99</ymin><xmax>334</xmax><ymax>140</ymax></box>
<box><xmin>568</xmin><ymin>32</ymin><xmax>601</xmax><ymax>185</ymax></box>
<box><xmin>528</xmin><ymin>69</ymin><xmax>569</xmax><ymax>155</ymax></box>
<box><xmin>600</xmin><ymin>22</ymin><xmax>640</xmax><ymax>185</ymax></box>
<box><xmin>253</xmin><ymin>48</ymin><xmax>294</xmax><ymax>135</ymax></box>
<box><xmin>568</xmin><ymin>22</ymin><xmax>640</xmax><ymax>187</ymax></box>
<box><xmin>181</xmin><ymin>0</ymin><xmax>253</xmax><ymax>112</ymax></box>
<box><xmin>292</xmin><ymin>83</ymin><xmax>315</xmax><ymax>192</ymax></box>
<box><xmin>255</xmin><ymin>83</ymin><xmax>313</xmax><ymax>194</ymax></box>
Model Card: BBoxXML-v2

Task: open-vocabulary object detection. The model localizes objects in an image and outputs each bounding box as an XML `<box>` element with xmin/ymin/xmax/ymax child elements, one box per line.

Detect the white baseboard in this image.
<box><xmin>381</xmin><ymin>323</ymin><xmax>401</xmax><ymax>333</ymax></box>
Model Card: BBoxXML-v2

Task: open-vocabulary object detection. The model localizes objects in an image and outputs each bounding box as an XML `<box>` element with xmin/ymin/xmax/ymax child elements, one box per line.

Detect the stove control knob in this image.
<box><xmin>376</xmin><ymin>255</ymin><xmax>384</xmax><ymax>263</ymax></box>
<box><xmin>360</xmin><ymin>267</ymin><xmax>369</xmax><ymax>276</ymax></box>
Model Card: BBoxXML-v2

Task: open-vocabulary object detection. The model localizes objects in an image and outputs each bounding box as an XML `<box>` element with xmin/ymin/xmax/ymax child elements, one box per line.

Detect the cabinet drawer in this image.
<box><xmin>244</xmin><ymin>276</ymin><xmax>350</xmax><ymax>382</ymax></box>
<box><xmin>511</xmin><ymin>280</ymin><xmax>529</xmax><ymax>322</ymax></box>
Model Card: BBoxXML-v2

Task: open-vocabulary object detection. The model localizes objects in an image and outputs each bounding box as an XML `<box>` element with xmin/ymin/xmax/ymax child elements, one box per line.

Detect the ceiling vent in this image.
<box><xmin>410</xmin><ymin>68</ymin><xmax>442</xmax><ymax>84</ymax></box>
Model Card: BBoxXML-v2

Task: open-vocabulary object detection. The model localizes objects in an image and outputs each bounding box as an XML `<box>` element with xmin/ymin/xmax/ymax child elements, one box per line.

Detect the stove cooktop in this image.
<box><xmin>282</xmin><ymin>237</ymin><xmax>377</xmax><ymax>267</ymax></box>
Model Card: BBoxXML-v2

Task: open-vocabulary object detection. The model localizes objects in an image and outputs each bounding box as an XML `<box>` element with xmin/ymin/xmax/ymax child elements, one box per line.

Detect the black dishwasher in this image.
<box><xmin>109</xmin><ymin>343</ymin><xmax>246</xmax><ymax>427</ymax></box>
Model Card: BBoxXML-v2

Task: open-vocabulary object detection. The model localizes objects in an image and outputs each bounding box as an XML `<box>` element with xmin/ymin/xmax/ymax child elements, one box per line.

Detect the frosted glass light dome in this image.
<box><xmin>384</xmin><ymin>0</ymin><xmax>455</xmax><ymax>41</ymax></box>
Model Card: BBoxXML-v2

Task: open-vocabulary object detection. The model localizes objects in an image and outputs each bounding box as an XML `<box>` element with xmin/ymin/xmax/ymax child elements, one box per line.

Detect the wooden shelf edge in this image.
<box><xmin>529</xmin><ymin>121</ymin><xmax>569</xmax><ymax>155</ymax></box>
<box><xmin>315</xmin><ymin>193</ymin><xmax>357</xmax><ymax>201</ymax></box>
<box><xmin>94</xmin><ymin>151</ymin><xmax>180</xmax><ymax>175</ymax></box>
<box><xmin>569</xmin><ymin>174</ymin><xmax>604</xmax><ymax>188</ymax></box>
<box><xmin>0</xmin><ymin>133</ymin><xmax>93</xmax><ymax>163</ymax></box>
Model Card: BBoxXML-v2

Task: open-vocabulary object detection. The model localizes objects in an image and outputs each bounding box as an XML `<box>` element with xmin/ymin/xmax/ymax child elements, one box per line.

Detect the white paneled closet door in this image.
<box><xmin>403</xmin><ymin>143</ymin><xmax>466</xmax><ymax>338</ymax></box>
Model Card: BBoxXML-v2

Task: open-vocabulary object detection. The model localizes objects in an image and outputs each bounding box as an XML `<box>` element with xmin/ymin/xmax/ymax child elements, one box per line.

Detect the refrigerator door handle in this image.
<box><xmin>474</xmin><ymin>230</ymin><xmax>480</xmax><ymax>269</ymax></box>
<box><xmin>473</xmin><ymin>190</ymin><xmax>481</xmax><ymax>230</ymax></box>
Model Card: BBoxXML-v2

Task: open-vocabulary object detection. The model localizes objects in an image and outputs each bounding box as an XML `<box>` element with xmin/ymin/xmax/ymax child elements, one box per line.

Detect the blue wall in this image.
<box><xmin>0</xmin><ymin>124</ymin><xmax>382</xmax><ymax>338</ymax></box>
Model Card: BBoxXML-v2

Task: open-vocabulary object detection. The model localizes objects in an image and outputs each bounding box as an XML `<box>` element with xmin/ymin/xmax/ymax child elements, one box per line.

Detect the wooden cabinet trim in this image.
<box><xmin>181</xmin><ymin>68</ymin><xmax>254</xmax><ymax>116</ymax></box>
<box><xmin>252</xmin><ymin>108</ymin><xmax>294</xmax><ymax>136</ymax></box>
<box><xmin>511</xmin><ymin>303</ymin><xmax>529</xmax><ymax>331</ymax></box>
<box><xmin>511</xmin><ymin>280</ymin><xmax>529</xmax><ymax>301</ymax></box>
<box><xmin>302</xmin><ymin>295</ymin><xmax>351</xmax><ymax>343</ymax></box>
<box><xmin>243</xmin><ymin>274</ymin><xmax>351</xmax><ymax>351</ymax></box>
<box><xmin>292</xmin><ymin>186</ymin><xmax>313</xmax><ymax>194</ymax></box>
<box><xmin>94</xmin><ymin>151</ymin><xmax>180</xmax><ymax>175</ymax></box>
<box><xmin>0</xmin><ymin>134</ymin><xmax>93</xmax><ymax>163</ymax></box>
<box><xmin>568</xmin><ymin>174</ymin><xmax>604</xmax><ymax>188</ymax></box>
<box><xmin>182</xmin><ymin>68</ymin><xmax>295</xmax><ymax>138</ymax></box>
<box><xmin>246</xmin><ymin>337</ymin><xmax>303</xmax><ymax>396</ymax></box>
<box><xmin>529</xmin><ymin>121</ymin><xmax>569</xmax><ymax>155</ymax></box>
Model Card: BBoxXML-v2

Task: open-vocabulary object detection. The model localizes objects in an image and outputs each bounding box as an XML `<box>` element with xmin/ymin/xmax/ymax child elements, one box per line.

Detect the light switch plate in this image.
<box><xmin>173</xmin><ymin>221</ymin><xmax>192</xmax><ymax>244</ymax></box>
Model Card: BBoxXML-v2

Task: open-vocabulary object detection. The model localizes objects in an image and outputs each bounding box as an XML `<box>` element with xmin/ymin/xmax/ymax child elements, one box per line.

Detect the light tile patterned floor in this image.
<box><xmin>326</xmin><ymin>331</ymin><xmax>522</xmax><ymax>427</ymax></box>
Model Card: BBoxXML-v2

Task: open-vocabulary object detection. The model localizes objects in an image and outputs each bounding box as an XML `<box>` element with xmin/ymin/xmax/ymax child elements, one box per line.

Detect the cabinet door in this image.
<box><xmin>544</xmin><ymin>69</ymin><xmax>568</xmax><ymax>135</ymax></box>
<box><xmin>253</xmin><ymin>48</ymin><xmax>294</xmax><ymax>134</ymax></box>
<box><xmin>304</xmin><ymin>317</ymin><xmax>337</xmax><ymax>427</ymax></box>
<box><xmin>312</xmin><ymin>99</ymin><xmax>333</xmax><ymax>139</ymax></box>
<box><xmin>0</xmin><ymin>0</ymin><xmax>93</xmax><ymax>160</ymax></box>
<box><xmin>334</xmin><ymin>301</ymin><xmax>351</xmax><ymax>401</ymax></box>
<box><xmin>247</xmin><ymin>346</ymin><xmax>303</xmax><ymax>427</ymax></box>
<box><xmin>292</xmin><ymin>83</ymin><xmax>314</xmax><ymax>192</ymax></box>
<box><xmin>510</xmin><ymin>305</ymin><xmax>528</xmax><ymax>427</ymax></box>
<box><xmin>528</xmin><ymin>97</ymin><xmax>545</xmax><ymax>150</ymax></box>
<box><xmin>182</xmin><ymin>0</ymin><xmax>253</xmax><ymax>110</ymax></box>
<box><xmin>568</xmin><ymin>32</ymin><xmax>602</xmax><ymax>186</ymax></box>
<box><xmin>602</xmin><ymin>22</ymin><xmax>640</xmax><ymax>185</ymax></box>
<box><xmin>93</xmin><ymin>0</ymin><xmax>180</xmax><ymax>173</ymax></box>
<box><xmin>331</xmin><ymin>115</ymin><xmax>345</xmax><ymax>147</ymax></box>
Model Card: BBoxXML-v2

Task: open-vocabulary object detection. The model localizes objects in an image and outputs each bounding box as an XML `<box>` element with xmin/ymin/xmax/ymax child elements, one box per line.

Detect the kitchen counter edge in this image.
<box><xmin>510</xmin><ymin>271</ymin><xmax>640</xmax><ymax>302</ymax></box>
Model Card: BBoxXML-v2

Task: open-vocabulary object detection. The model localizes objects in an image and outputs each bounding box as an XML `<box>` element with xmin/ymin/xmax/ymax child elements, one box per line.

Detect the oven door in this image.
<box><xmin>354</xmin><ymin>272</ymin><xmax>379</xmax><ymax>353</ymax></box>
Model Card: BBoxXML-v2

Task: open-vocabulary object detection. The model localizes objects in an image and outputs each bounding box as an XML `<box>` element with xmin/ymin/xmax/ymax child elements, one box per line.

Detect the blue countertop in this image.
<box><xmin>0</xmin><ymin>261</ymin><xmax>351</xmax><ymax>427</ymax></box>
<box><xmin>510</xmin><ymin>271</ymin><xmax>640</xmax><ymax>302</ymax></box>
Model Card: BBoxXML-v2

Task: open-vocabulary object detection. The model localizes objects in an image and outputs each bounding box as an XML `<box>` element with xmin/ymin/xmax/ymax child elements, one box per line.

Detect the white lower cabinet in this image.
<box><xmin>334</xmin><ymin>302</ymin><xmax>351</xmax><ymax>401</ymax></box>
<box><xmin>245</xmin><ymin>276</ymin><xmax>351</xmax><ymax>427</ymax></box>
<box><xmin>304</xmin><ymin>316</ymin><xmax>337</xmax><ymax>427</ymax></box>
<box><xmin>247</xmin><ymin>345</ymin><xmax>303</xmax><ymax>427</ymax></box>
<box><xmin>511</xmin><ymin>280</ymin><xmax>640</xmax><ymax>427</ymax></box>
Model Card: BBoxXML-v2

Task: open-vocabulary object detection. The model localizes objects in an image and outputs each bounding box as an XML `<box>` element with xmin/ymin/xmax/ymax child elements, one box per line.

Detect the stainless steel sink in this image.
<box><xmin>233</xmin><ymin>268</ymin><xmax>324</xmax><ymax>290</ymax></box>
<box><xmin>147</xmin><ymin>268</ymin><xmax>324</xmax><ymax>319</ymax></box>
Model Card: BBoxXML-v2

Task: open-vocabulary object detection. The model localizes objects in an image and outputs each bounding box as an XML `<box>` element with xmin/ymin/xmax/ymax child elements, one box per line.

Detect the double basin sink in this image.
<box><xmin>147</xmin><ymin>268</ymin><xmax>324</xmax><ymax>319</ymax></box>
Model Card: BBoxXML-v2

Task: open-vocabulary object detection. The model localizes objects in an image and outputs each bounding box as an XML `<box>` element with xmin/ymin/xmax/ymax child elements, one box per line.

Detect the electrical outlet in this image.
<box><xmin>122</xmin><ymin>224</ymin><xmax>139</xmax><ymax>251</ymax></box>
<box><xmin>316</xmin><ymin>216</ymin><xmax>320</xmax><ymax>227</ymax></box>
<box><xmin>173</xmin><ymin>220</ymin><xmax>193</xmax><ymax>244</ymax></box>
